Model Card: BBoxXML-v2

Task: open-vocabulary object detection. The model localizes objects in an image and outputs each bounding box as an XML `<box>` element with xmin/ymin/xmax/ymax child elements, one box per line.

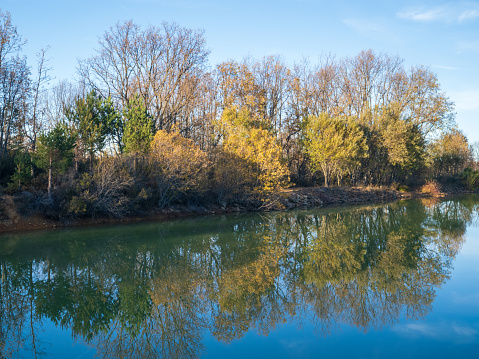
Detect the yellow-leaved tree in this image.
<box><xmin>213</xmin><ymin>107</ymin><xmax>289</xmax><ymax>205</ymax></box>
<box><xmin>302</xmin><ymin>114</ymin><xmax>368</xmax><ymax>187</ymax></box>
<box><xmin>150</xmin><ymin>128</ymin><xmax>209</xmax><ymax>206</ymax></box>
<box><xmin>428</xmin><ymin>128</ymin><xmax>471</xmax><ymax>176</ymax></box>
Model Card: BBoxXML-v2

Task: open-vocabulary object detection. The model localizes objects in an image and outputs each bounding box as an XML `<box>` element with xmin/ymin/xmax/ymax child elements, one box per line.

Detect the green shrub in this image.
<box><xmin>459</xmin><ymin>167</ymin><xmax>479</xmax><ymax>190</ymax></box>
<box><xmin>68</xmin><ymin>196</ymin><xmax>87</xmax><ymax>216</ymax></box>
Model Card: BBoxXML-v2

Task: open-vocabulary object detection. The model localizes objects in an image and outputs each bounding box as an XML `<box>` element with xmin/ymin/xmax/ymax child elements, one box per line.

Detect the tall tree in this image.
<box><xmin>25</xmin><ymin>47</ymin><xmax>52</xmax><ymax>153</ymax></box>
<box><xmin>302</xmin><ymin>114</ymin><xmax>368</xmax><ymax>187</ymax></box>
<box><xmin>35</xmin><ymin>122</ymin><xmax>76</xmax><ymax>196</ymax></box>
<box><xmin>78</xmin><ymin>20</ymin><xmax>209</xmax><ymax>132</ymax></box>
<box><xmin>0</xmin><ymin>8</ymin><xmax>29</xmax><ymax>157</ymax></box>
<box><xmin>65</xmin><ymin>90</ymin><xmax>120</xmax><ymax>169</ymax></box>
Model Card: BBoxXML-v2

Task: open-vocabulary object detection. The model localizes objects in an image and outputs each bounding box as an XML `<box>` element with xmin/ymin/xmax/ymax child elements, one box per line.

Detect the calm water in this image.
<box><xmin>1</xmin><ymin>196</ymin><xmax>478</xmax><ymax>358</ymax></box>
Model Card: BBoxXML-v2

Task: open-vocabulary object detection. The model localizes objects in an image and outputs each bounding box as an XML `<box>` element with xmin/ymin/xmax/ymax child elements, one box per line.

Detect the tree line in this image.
<box><xmin>0</xmin><ymin>9</ymin><xmax>477</xmax><ymax>217</ymax></box>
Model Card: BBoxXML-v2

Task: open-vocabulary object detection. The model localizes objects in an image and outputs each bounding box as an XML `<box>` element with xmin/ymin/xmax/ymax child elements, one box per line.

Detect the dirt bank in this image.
<box><xmin>0</xmin><ymin>184</ymin><xmax>474</xmax><ymax>234</ymax></box>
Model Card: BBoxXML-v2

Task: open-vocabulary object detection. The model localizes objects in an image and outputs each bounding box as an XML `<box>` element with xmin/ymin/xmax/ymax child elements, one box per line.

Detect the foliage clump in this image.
<box><xmin>428</xmin><ymin>129</ymin><xmax>471</xmax><ymax>176</ymax></box>
<box><xmin>150</xmin><ymin>128</ymin><xmax>210</xmax><ymax>207</ymax></box>
<box><xmin>213</xmin><ymin>107</ymin><xmax>290</xmax><ymax>205</ymax></box>
<box><xmin>302</xmin><ymin>114</ymin><xmax>367</xmax><ymax>187</ymax></box>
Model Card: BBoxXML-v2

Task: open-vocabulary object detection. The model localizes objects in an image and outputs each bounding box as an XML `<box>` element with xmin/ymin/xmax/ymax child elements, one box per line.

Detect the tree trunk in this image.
<box><xmin>48</xmin><ymin>155</ymin><xmax>52</xmax><ymax>198</ymax></box>
<box><xmin>323</xmin><ymin>164</ymin><xmax>330</xmax><ymax>187</ymax></box>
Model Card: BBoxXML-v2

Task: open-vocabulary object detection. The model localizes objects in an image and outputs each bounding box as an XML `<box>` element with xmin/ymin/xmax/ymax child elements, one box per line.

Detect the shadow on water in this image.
<box><xmin>0</xmin><ymin>195</ymin><xmax>478</xmax><ymax>358</ymax></box>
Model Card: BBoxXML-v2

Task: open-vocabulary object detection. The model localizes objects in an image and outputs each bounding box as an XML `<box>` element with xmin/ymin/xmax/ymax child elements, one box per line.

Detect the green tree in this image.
<box><xmin>302</xmin><ymin>114</ymin><xmax>367</xmax><ymax>187</ymax></box>
<box><xmin>35</xmin><ymin>123</ymin><xmax>76</xmax><ymax>195</ymax></box>
<box><xmin>9</xmin><ymin>150</ymin><xmax>32</xmax><ymax>190</ymax></box>
<box><xmin>369</xmin><ymin>106</ymin><xmax>426</xmax><ymax>184</ymax></box>
<box><xmin>103</xmin><ymin>96</ymin><xmax>124</xmax><ymax>154</ymax></box>
<box><xmin>122</xmin><ymin>95</ymin><xmax>153</xmax><ymax>154</ymax></box>
<box><xmin>428</xmin><ymin>128</ymin><xmax>471</xmax><ymax>176</ymax></box>
<box><xmin>66</xmin><ymin>90</ymin><xmax>120</xmax><ymax>169</ymax></box>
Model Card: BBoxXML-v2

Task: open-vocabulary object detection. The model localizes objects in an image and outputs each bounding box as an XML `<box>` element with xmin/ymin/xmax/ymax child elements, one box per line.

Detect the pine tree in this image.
<box><xmin>122</xmin><ymin>95</ymin><xmax>154</xmax><ymax>155</ymax></box>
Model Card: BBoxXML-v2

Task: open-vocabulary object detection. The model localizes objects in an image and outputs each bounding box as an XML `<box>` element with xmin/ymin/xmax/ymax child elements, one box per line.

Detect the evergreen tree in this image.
<box><xmin>66</xmin><ymin>90</ymin><xmax>120</xmax><ymax>169</ymax></box>
<box><xmin>35</xmin><ymin>123</ymin><xmax>76</xmax><ymax>195</ymax></box>
<box><xmin>122</xmin><ymin>95</ymin><xmax>154</xmax><ymax>154</ymax></box>
<box><xmin>9</xmin><ymin>150</ymin><xmax>32</xmax><ymax>190</ymax></box>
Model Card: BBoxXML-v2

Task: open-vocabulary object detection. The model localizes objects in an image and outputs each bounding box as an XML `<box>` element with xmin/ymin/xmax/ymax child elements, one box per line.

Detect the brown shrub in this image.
<box><xmin>420</xmin><ymin>181</ymin><xmax>443</xmax><ymax>197</ymax></box>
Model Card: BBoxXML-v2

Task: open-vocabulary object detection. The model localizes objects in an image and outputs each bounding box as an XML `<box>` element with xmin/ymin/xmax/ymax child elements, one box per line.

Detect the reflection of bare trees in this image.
<box><xmin>0</xmin><ymin>261</ymin><xmax>47</xmax><ymax>359</ymax></box>
<box><xmin>0</xmin><ymin>197</ymin><xmax>475</xmax><ymax>358</ymax></box>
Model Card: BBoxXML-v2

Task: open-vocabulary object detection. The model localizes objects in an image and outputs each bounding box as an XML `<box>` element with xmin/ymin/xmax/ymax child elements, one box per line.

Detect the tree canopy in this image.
<box><xmin>0</xmin><ymin>11</ymin><xmax>474</xmax><ymax>214</ymax></box>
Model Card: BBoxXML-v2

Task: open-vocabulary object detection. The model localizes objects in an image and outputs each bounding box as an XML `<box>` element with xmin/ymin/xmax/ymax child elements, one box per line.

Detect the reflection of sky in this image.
<box><xmin>18</xmin><ymin>319</ymin><xmax>95</xmax><ymax>359</ymax></box>
<box><xmin>463</xmin><ymin>225</ymin><xmax>479</xmax><ymax>257</ymax></box>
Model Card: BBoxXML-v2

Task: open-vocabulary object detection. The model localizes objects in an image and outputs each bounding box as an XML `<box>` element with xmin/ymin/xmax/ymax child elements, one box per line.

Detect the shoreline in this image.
<box><xmin>0</xmin><ymin>185</ymin><xmax>474</xmax><ymax>235</ymax></box>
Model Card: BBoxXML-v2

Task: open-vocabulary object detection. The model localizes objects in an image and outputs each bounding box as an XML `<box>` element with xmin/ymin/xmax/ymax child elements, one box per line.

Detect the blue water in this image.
<box><xmin>1</xmin><ymin>196</ymin><xmax>478</xmax><ymax>358</ymax></box>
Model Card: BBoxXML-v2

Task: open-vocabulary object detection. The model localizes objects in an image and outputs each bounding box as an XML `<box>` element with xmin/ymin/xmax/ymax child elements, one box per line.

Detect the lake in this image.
<box><xmin>1</xmin><ymin>196</ymin><xmax>478</xmax><ymax>358</ymax></box>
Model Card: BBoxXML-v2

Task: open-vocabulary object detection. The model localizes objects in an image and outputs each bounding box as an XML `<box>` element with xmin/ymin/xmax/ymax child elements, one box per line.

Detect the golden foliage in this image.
<box><xmin>428</xmin><ymin>128</ymin><xmax>472</xmax><ymax>175</ymax></box>
<box><xmin>420</xmin><ymin>181</ymin><xmax>443</xmax><ymax>197</ymax></box>
<box><xmin>216</xmin><ymin>244</ymin><xmax>284</xmax><ymax>314</ymax></box>
<box><xmin>150</xmin><ymin>128</ymin><xmax>209</xmax><ymax>206</ymax></box>
<box><xmin>213</xmin><ymin>107</ymin><xmax>289</xmax><ymax>203</ymax></box>
<box><xmin>303</xmin><ymin>221</ymin><xmax>365</xmax><ymax>285</ymax></box>
<box><xmin>302</xmin><ymin>114</ymin><xmax>368</xmax><ymax>186</ymax></box>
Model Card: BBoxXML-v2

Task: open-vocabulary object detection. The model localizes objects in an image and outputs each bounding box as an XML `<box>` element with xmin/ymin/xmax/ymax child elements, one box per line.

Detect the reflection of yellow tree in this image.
<box><xmin>426</xmin><ymin>200</ymin><xmax>468</xmax><ymax>258</ymax></box>
<box><xmin>217</xmin><ymin>246</ymin><xmax>281</xmax><ymax>312</ymax></box>
<box><xmin>301</xmin><ymin>225</ymin><xmax>453</xmax><ymax>333</ymax></box>
<box><xmin>212</xmin><ymin>241</ymin><xmax>288</xmax><ymax>342</ymax></box>
<box><xmin>303</xmin><ymin>220</ymin><xmax>365</xmax><ymax>285</ymax></box>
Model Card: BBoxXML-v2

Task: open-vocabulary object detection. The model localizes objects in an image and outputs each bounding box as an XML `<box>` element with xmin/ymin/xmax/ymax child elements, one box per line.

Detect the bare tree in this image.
<box><xmin>24</xmin><ymin>46</ymin><xmax>52</xmax><ymax>152</ymax></box>
<box><xmin>0</xmin><ymin>8</ymin><xmax>29</xmax><ymax>156</ymax></box>
<box><xmin>45</xmin><ymin>79</ymin><xmax>83</xmax><ymax>128</ymax></box>
<box><xmin>78</xmin><ymin>20</ymin><xmax>139</xmax><ymax>108</ymax></box>
<box><xmin>78</xmin><ymin>20</ymin><xmax>210</xmax><ymax>132</ymax></box>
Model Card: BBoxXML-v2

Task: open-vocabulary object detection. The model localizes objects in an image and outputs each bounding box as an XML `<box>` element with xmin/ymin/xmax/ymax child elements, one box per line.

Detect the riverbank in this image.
<box><xmin>0</xmin><ymin>182</ymin><xmax>474</xmax><ymax>234</ymax></box>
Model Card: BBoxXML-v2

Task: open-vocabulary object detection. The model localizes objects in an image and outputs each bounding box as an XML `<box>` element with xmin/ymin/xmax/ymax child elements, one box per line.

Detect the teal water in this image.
<box><xmin>0</xmin><ymin>196</ymin><xmax>478</xmax><ymax>358</ymax></box>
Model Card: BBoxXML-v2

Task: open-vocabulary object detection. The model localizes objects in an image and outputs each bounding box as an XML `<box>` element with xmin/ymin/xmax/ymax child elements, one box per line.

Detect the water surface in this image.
<box><xmin>1</xmin><ymin>196</ymin><xmax>478</xmax><ymax>358</ymax></box>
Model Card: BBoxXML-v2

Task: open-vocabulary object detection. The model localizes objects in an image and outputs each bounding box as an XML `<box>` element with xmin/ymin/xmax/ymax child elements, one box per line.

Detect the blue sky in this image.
<box><xmin>4</xmin><ymin>0</ymin><xmax>479</xmax><ymax>142</ymax></box>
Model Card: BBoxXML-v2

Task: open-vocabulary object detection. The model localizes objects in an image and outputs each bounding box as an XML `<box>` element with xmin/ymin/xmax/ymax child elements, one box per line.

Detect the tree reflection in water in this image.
<box><xmin>0</xmin><ymin>196</ymin><xmax>477</xmax><ymax>358</ymax></box>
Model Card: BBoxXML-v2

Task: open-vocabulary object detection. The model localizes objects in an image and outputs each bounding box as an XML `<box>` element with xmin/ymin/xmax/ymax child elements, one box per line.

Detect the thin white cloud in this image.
<box><xmin>458</xmin><ymin>9</ymin><xmax>479</xmax><ymax>22</ymax></box>
<box><xmin>343</xmin><ymin>19</ymin><xmax>399</xmax><ymax>43</ymax></box>
<box><xmin>393</xmin><ymin>323</ymin><xmax>441</xmax><ymax>337</ymax></box>
<box><xmin>398</xmin><ymin>2</ymin><xmax>479</xmax><ymax>24</ymax></box>
<box><xmin>453</xmin><ymin>325</ymin><xmax>478</xmax><ymax>336</ymax></box>
<box><xmin>393</xmin><ymin>321</ymin><xmax>479</xmax><ymax>345</ymax></box>
<box><xmin>399</xmin><ymin>8</ymin><xmax>445</xmax><ymax>22</ymax></box>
